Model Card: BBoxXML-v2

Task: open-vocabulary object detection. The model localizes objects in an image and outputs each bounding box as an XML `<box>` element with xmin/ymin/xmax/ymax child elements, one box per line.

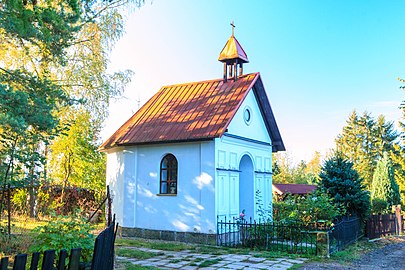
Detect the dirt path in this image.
<box><xmin>299</xmin><ymin>237</ymin><xmax>405</xmax><ymax>270</ymax></box>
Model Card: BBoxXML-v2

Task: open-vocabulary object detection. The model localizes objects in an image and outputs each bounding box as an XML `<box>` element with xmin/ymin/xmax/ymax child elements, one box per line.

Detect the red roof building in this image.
<box><xmin>101</xmin><ymin>27</ymin><xmax>285</xmax><ymax>238</ymax></box>
<box><xmin>272</xmin><ymin>183</ymin><xmax>317</xmax><ymax>197</ymax></box>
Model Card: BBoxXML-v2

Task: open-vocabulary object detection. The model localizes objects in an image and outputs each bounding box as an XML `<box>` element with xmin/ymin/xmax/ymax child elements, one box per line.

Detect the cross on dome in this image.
<box><xmin>230</xmin><ymin>21</ymin><xmax>235</xmax><ymax>36</ymax></box>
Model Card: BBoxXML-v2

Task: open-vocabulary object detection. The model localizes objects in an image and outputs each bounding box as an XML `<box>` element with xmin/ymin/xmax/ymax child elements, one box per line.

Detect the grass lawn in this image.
<box><xmin>328</xmin><ymin>239</ymin><xmax>386</xmax><ymax>264</ymax></box>
<box><xmin>116</xmin><ymin>248</ymin><xmax>164</xmax><ymax>260</ymax></box>
<box><xmin>0</xmin><ymin>216</ymin><xmax>47</xmax><ymax>257</ymax></box>
<box><xmin>115</xmin><ymin>236</ymin><xmax>312</xmax><ymax>258</ymax></box>
<box><xmin>115</xmin><ymin>236</ymin><xmax>312</xmax><ymax>269</ymax></box>
<box><xmin>116</xmin><ymin>262</ymin><xmax>160</xmax><ymax>270</ymax></box>
<box><xmin>115</xmin><ymin>238</ymin><xmax>193</xmax><ymax>251</ymax></box>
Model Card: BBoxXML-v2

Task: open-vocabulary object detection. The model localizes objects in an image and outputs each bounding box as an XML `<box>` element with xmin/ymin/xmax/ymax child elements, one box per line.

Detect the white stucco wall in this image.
<box><xmin>226</xmin><ymin>90</ymin><xmax>271</xmax><ymax>143</ymax></box>
<box><xmin>216</xmin><ymin>89</ymin><xmax>273</xmax><ymax>222</ymax></box>
<box><xmin>106</xmin><ymin>88</ymin><xmax>275</xmax><ymax>234</ymax></box>
<box><xmin>106</xmin><ymin>141</ymin><xmax>216</xmax><ymax>234</ymax></box>
<box><xmin>106</xmin><ymin>149</ymin><xmax>125</xmax><ymax>226</ymax></box>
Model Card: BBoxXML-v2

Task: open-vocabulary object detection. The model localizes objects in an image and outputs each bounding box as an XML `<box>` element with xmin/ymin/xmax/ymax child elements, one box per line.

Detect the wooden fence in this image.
<box><xmin>0</xmin><ymin>219</ymin><xmax>118</xmax><ymax>270</ymax></box>
<box><xmin>366</xmin><ymin>213</ymin><xmax>403</xmax><ymax>239</ymax></box>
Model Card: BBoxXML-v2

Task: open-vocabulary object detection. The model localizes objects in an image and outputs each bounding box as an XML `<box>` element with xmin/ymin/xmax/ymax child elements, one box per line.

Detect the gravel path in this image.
<box><xmin>299</xmin><ymin>237</ymin><xmax>405</xmax><ymax>270</ymax></box>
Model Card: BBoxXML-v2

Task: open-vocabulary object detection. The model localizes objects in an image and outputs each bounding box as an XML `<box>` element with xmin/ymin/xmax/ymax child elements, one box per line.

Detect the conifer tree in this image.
<box><xmin>370</xmin><ymin>153</ymin><xmax>401</xmax><ymax>213</ymax></box>
<box><xmin>336</xmin><ymin>111</ymin><xmax>398</xmax><ymax>188</ymax></box>
<box><xmin>393</xmin><ymin>78</ymin><xmax>405</xmax><ymax>204</ymax></box>
<box><xmin>319</xmin><ymin>153</ymin><xmax>370</xmax><ymax>220</ymax></box>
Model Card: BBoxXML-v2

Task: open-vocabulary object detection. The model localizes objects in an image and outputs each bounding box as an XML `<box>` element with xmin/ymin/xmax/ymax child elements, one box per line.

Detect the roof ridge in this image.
<box><xmin>160</xmin><ymin>72</ymin><xmax>259</xmax><ymax>88</ymax></box>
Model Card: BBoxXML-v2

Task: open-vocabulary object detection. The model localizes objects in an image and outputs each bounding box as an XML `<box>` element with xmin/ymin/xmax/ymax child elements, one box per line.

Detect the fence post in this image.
<box><xmin>68</xmin><ymin>248</ymin><xmax>81</xmax><ymax>270</ymax></box>
<box><xmin>42</xmin><ymin>250</ymin><xmax>56</xmax><ymax>270</ymax></box>
<box><xmin>393</xmin><ymin>205</ymin><xmax>401</xmax><ymax>235</ymax></box>
<box><xmin>107</xmin><ymin>185</ymin><xmax>112</xmax><ymax>226</ymax></box>
<box><xmin>13</xmin><ymin>254</ymin><xmax>27</xmax><ymax>270</ymax></box>
<box><xmin>30</xmin><ymin>252</ymin><xmax>40</xmax><ymax>270</ymax></box>
<box><xmin>7</xmin><ymin>184</ymin><xmax>11</xmax><ymax>236</ymax></box>
<box><xmin>1</xmin><ymin>257</ymin><xmax>9</xmax><ymax>270</ymax></box>
<box><xmin>315</xmin><ymin>231</ymin><xmax>329</xmax><ymax>257</ymax></box>
<box><xmin>57</xmin><ymin>250</ymin><xmax>68</xmax><ymax>270</ymax></box>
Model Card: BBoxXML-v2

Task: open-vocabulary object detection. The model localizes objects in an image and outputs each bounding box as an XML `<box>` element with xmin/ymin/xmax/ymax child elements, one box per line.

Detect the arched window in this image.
<box><xmin>160</xmin><ymin>154</ymin><xmax>178</xmax><ymax>194</ymax></box>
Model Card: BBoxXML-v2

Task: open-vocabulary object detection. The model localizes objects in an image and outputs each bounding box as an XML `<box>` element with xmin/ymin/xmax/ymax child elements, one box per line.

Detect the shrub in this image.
<box><xmin>29</xmin><ymin>214</ymin><xmax>95</xmax><ymax>262</ymax></box>
<box><xmin>319</xmin><ymin>153</ymin><xmax>370</xmax><ymax>221</ymax></box>
<box><xmin>371</xmin><ymin>153</ymin><xmax>401</xmax><ymax>213</ymax></box>
<box><xmin>371</xmin><ymin>198</ymin><xmax>389</xmax><ymax>214</ymax></box>
<box><xmin>273</xmin><ymin>191</ymin><xmax>341</xmax><ymax>227</ymax></box>
<box><xmin>11</xmin><ymin>189</ymin><xmax>29</xmax><ymax>215</ymax></box>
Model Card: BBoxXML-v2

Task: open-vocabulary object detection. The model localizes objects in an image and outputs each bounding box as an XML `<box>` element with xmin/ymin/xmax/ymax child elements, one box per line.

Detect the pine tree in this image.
<box><xmin>370</xmin><ymin>153</ymin><xmax>401</xmax><ymax>213</ymax></box>
<box><xmin>319</xmin><ymin>153</ymin><xmax>370</xmax><ymax>220</ymax></box>
<box><xmin>336</xmin><ymin>111</ymin><xmax>399</xmax><ymax>188</ymax></box>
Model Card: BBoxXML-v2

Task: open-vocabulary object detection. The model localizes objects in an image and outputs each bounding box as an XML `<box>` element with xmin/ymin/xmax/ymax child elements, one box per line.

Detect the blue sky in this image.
<box><xmin>103</xmin><ymin>0</ymin><xmax>405</xmax><ymax>162</ymax></box>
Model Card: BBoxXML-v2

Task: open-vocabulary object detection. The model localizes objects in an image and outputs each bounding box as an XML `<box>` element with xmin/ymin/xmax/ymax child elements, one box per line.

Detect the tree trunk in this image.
<box><xmin>7</xmin><ymin>185</ymin><xmax>11</xmax><ymax>236</ymax></box>
<box><xmin>60</xmin><ymin>152</ymin><xmax>72</xmax><ymax>205</ymax></box>
<box><xmin>29</xmin><ymin>162</ymin><xmax>36</xmax><ymax>218</ymax></box>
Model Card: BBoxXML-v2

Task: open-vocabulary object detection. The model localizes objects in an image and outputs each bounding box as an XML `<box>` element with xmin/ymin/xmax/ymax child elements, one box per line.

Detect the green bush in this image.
<box><xmin>371</xmin><ymin>198</ymin><xmax>389</xmax><ymax>214</ymax></box>
<box><xmin>319</xmin><ymin>153</ymin><xmax>370</xmax><ymax>221</ymax></box>
<box><xmin>29</xmin><ymin>215</ymin><xmax>95</xmax><ymax>262</ymax></box>
<box><xmin>11</xmin><ymin>188</ymin><xmax>29</xmax><ymax>215</ymax></box>
<box><xmin>273</xmin><ymin>191</ymin><xmax>341</xmax><ymax>227</ymax></box>
<box><xmin>371</xmin><ymin>153</ymin><xmax>401</xmax><ymax>214</ymax></box>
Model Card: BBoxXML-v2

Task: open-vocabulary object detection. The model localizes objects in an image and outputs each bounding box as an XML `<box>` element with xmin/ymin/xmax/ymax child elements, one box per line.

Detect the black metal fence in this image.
<box><xmin>91</xmin><ymin>218</ymin><xmax>118</xmax><ymax>270</ymax></box>
<box><xmin>217</xmin><ymin>215</ymin><xmax>363</xmax><ymax>256</ymax></box>
<box><xmin>328</xmin><ymin>215</ymin><xmax>363</xmax><ymax>254</ymax></box>
<box><xmin>217</xmin><ymin>217</ymin><xmax>319</xmax><ymax>255</ymax></box>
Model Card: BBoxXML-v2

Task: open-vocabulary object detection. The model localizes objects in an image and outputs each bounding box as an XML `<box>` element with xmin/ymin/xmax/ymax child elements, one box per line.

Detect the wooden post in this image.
<box><xmin>68</xmin><ymin>248</ymin><xmax>81</xmax><ymax>270</ymax></box>
<box><xmin>107</xmin><ymin>185</ymin><xmax>112</xmax><ymax>226</ymax></box>
<box><xmin>0</xmin><ymin>257</ymin><xmax>9</xmax><ymax>270</ymax></box>
<box><xmin>13</xmin><ymin>254</ymin><xmax>27</xmax><ymax>270</ymax></box>
<box><xmin>233</xmin><ymin>62</ymin><xmax>237</xmax><ymax>81</ymax></box>
<box><xmin>223</xmin><ymin>63</ymin><xmax>227</xmax><ymax>82</ymax></box>
<box><xmin>30</xmin><ymin>252</ymin><xmax>40</xmax><ymax>270</ymax></box>
<box><xmin>7</xmin><ymin>184</ymin><xmax>11</xmax><ymax>236</ymax></box>
<box><xmin>394</xmin><ymin>205</ymin><xmax>401</xmax><ymax>235</ymax></box>
<box><xmin>57</xmin><ymin>250</ymin><xmax>68</xmax><ymax>270</ymax></box>
<box><xmin>42</xmin><ymin>250</ymin><xmax>56</xmax><ymax>270</ymax></box>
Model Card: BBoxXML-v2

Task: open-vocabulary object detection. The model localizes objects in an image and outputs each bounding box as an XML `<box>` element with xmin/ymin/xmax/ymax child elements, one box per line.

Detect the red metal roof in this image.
<box><xmin>100</xmin><ymin>72</ymin><xmax>285</xmax><ymax>152</ymax></box>
<box><xmin>272</xmin><ymin>184</ymin><xmax>317</xmax><ymax>196</ymax></box>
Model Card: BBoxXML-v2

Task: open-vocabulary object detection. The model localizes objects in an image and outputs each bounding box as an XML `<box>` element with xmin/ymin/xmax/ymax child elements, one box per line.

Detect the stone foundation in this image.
<box><xmin>119</xmin><ymin>226</ymin><xmax>217</xmax><ymax>245</ymax></box>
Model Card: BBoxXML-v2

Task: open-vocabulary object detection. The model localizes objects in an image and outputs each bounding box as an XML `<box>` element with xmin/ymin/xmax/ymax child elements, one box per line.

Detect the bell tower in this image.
<box><xmin>218</xmin><ymin>22</ymin><xmax>249</xmax><ymax>82</ymax></box>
